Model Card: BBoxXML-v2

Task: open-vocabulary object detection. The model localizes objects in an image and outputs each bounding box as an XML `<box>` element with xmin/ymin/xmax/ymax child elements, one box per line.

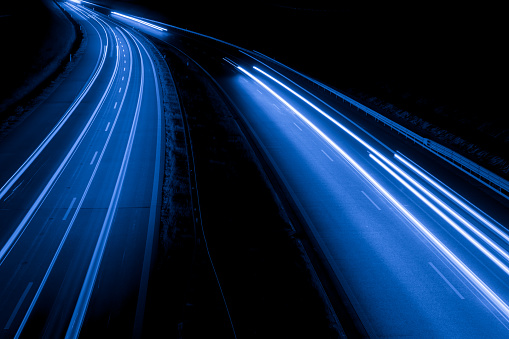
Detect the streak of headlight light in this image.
<box><xmin>253</xmin><ymin>66</ymin><xmax>386</xmax><ymax>158</ymax></box>
<box><xmin>253</xmin><ymin>65</ymin><xmax>509</xmax><ymax>269</ymax></box>
<box><xmin>368</xmin><ymin>154</ymin><xmax>509</xmax><ymax>320</ymax></box>
<box><xmin>395</xmin><ymin>153</ymin><xmax>509</xmax><ymax>245</ymax></box>
<box><xmin>111</xmin><ymin>12</ymin><xmax>167</xmax><ymax>31</ymax></box>
<box><xmin>370</xmin><ymin>152</ymin><xmax>509</xmax><ymax>276</ymax></box>
<box><xmin>70</xmin><ymin>0</ymin><xmax>81</xmax><ymax>4</ymax></box>
<box><xmin>238</xmin><ymin>65</ymin><xmax>509</xmax><ymax>320</ymax></box>
<box><xmin>375</xmin><ymin>153</ymin><xmax>509</xmax><ymax>266</ymax></box>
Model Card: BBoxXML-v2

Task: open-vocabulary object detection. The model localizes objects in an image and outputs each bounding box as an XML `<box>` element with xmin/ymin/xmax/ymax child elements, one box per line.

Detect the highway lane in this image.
<box><xmin>116</xmin><ymin>12</ymin><xmax>509</xmax><ymax>337</ymax></box>
<box><xmin>0</xmin><ymin>3</ymin><xmax>162</xmax><ymax>338</ymax></box>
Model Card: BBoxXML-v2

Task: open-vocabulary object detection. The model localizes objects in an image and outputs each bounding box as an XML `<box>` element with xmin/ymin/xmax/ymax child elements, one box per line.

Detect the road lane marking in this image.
<box><xmin>132</xmin><ymin>34</ymin><xmax>164</xmax><ymax>337</ymax></box>
<box><xmin>14</xmin><ymin>19</ymin><xmax>131</xmax><ymax>339</ymax></box>
<box><xmin>105</xmin><ymin>122</ymin><xmax>110</xmax><ymax>131</ymax></box>
<box><xmin>321</xmin><ymin>149</ymin><xmax>333</xmax><ymax>162</ymax></box>
<box><xmin>293</xmin><ymin>122</ymin><xmax>302</xmax><ymax>131</ymax></box>
<box><xmin>119</xmin><ymin>87</ymin><xmax>122</xmax><ymax>93</ymax></box>
<box><xmin>62</xmin><ymin>197</ymin><xmax>76</xmax><ymax>221</ymax></box>
<box><xmin>66</xmin><ymin>26</ymin><xmax>141</xmax><ymax>339</ymax></box>
<box><xmin>0</xmin><ymin>25</ymin><xmax>116</xmax><ymax>265</ymax></box>
<box><xmin>122</xmin><ymin>76</ymin><xmax>124</xmax><ymax>81</ymax></box>
<box><xmin>90</xmin><ymin>151</ymin><xmax>98</xmax><ymax>165</ymax></box>
<box><xmin>238</xmin><ymin>66</ymin><xmax>509</xmax><ymax>319</ymax></box>
<box><xmin>3</xmin><ymin>181</ymin><xmax>24</xmax><ymax>202</ymax></box>
<box><xmin>0</xmin><ymin>15</ymin><xmax>109</xmax><ymax>202</ymax></box>
<box><xmin>429</xmin><ymin>262</ymin><xmax>465</xmax><ymax>299</ymax></box>
<box><xmin>4</xmin><ymin>282</ymin><xmax>33</xmax><ymax>330</ymax></box>
<box><xmin>114</xmin><ymin>102</ymin><xmax>117</xmax><ymax>109</ymax></box>
<box><xmin>361</xmin><ymin>190</ymin><xmax>381</xmax><ymax>211</ymax></box>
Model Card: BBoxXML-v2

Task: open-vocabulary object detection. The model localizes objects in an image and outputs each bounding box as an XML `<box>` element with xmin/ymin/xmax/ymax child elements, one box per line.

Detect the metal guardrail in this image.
<box><xmin>252</xmin><ymin>51</ymin><xmax>509</xmax><ymax>200</ymax></box>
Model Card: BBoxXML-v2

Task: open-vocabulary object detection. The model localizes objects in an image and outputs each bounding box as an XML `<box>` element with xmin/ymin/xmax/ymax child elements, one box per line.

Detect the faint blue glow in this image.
<box><xmin>111</xmin><ymin>12</ymin><xmax>167</xmax><ymax>31</ymax></box>
<box><xmin>70</xmin><ymin>0</ymin><xmax>81</xmax><ymax>3</ymax></box>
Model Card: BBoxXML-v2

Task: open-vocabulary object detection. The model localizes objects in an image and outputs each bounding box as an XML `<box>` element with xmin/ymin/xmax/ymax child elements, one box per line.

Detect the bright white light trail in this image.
<box><xmin>396</xmin><ymin>153</ymin><xmax>509</xmax><ymax>244</ymax></box>
<box><xmin>111</xmin><ymin>12</ymin><xmax>167</xmax><ymax>31</ymax></box>
<box><xmin>237</xmin><ymin>65</ymin><xmax>509</xmax><ymax>323</ymax></box>
<box><xmin>253</xmin><ymin>64</ymin><xmax>509</xmax><ymax>273</ymax></box>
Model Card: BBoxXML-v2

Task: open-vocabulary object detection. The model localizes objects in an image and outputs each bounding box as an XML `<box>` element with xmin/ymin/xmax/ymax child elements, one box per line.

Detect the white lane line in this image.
<box><xmin>321</xmin><ymin>149</ymin><xmax>334</xmax><ymax>162</ymax></box>
<box><xmin>124</xmin><ymin>67</ymin><xmax>126</xmax><ymax>71</ymax></box>
<box><xmin>105</xmin><ymin>122</ymin><xmax>110</xmax><ymax>132</ymax></box>
<box><xmin>0</xmin><ymin>27</ymin><xmax>114</xmax><ymax>264</ymax></box>
<box><xmin>62</xmin><ymin>197</ymin><xmax>77</xmax><ymax>221</ymax></box>
<box><xmin>429</xmin><ymin>262</ymin><xmax>465</xmax><ymax>299</ymax></box>
<box><xmin>124</xmin><ymin>60</ymin><xmax>126</xmax><ymax>63</ymax></box>
<box><xmin>132</xmin><ymin>33</ymin><xmax>163</xmax><ymax>337</ymax></box>
<box><xmin>66</xmin><ymin>26</ymin><xmax>142</xmax><ymax>339</ymax></box>
<box><xmin>122</xmin><ymin>76</ymin><xmax>124</xmax><ymax>81</ymax></box>
<box><xmin>14</xmin><ymin>18</ymin><xmax>129</xmax><ymax>339</ymax></box>
<box><xmin>0</xmin><ymin>15</ymin><xmax>108</xmax><ymax>202</ymax></box>
<box><xmin>114</xmin><ymin>102</ymin><xmax>117</xmax><ymax>109</ymax></box>
<box><xmin>118</xmin><ymin>87</ymin><xmax>122</xmax><ymax>93</ymax></box>
<box><xmin>293</xmin><ymin>122</ymin><xmax>302</xmax><ymax>131</ymax></box>
<box><xmin>361</xmin><ymin>190</ymin><xmax>381</xmax><ymax>211</ymax></box>
<box><xmin>90</xmin><ymin>151</ymin><xmax>98</xmax><ymax>165</ymax></box>
<box><xmin>3</xmin><ymin>180</ymin><xmax>24</xmax><ymax>202</ymax></box>
<box><xmin>4</xmin><ymin>282</ymin><xmax>33</xmax><ymax>330</ymax></box>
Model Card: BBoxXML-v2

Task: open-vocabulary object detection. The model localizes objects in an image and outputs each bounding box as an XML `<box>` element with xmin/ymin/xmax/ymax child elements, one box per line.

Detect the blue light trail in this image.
<box><xmin>110</xmin><ymin>12</ymin><xmax>167</xmax><ymax>31</ymax></box>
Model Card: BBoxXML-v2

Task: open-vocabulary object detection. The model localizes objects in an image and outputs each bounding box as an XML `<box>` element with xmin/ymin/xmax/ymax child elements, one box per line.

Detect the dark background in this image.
<box><xmin>94</xmin><ymin>1</ymin><xmax>507</xmax><ymax>156</ymax></box>
<box><xmin>2</xmin><ymin>1</ymin><xmax>506</xmax><ymax>163</ymax></box>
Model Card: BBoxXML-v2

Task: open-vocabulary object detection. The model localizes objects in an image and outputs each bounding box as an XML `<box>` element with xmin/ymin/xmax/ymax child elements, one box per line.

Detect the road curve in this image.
<box><xmin>0</xmin><ymin>3</ymin><xmax>163</xmax><ymax>338</ymax></box>
<box><xmin>116</xmin><ymin>10</ymin><xmax>509</xmax><ymax>337</ymax></box>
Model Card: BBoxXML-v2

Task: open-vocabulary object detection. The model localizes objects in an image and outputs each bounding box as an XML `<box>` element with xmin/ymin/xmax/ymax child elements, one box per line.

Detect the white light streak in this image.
<box><xmin>238</xmin><ymin>65</ymin><xmax>509</xmax><ymax>323</ymax></box>
<box><xmin>111</xmin><ymin>12</ymin><xmax>167</xmax><ymax>31</ymax></box>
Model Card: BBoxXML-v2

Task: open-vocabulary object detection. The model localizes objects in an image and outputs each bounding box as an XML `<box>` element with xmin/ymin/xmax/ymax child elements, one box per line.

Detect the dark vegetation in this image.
<box><xmin>142</xmin><ymin>38</ymin><xmax>338</xmax><ymax>338</ymax></box>
<box><xmin>0</xmin><ymin>0</ymin><xmax>82</xmax><ymax>138</ymax></box>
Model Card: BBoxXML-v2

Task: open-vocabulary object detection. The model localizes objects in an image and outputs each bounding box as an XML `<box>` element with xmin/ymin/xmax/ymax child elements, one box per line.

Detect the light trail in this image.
<box><xmin>0</xmin><ymin>3</ymin><xmax>107</xmax><ymax>202</ymax></box>
<box><xmin>237</xmin><ymin>65</ymin><xmax>509</xmax><ymax>324</ymax></box>
<box><xmin>110</xmin><ymin>11</ymin><xmax>167</xmax><ymax>31</ymax></box>
<box><xmin>0</xmin><ymin>7</ymin><xmax>111</xmax><ymax>265</ymax></box>
<box><xmin>13</xmin><ymin>8</ymin><xmax>126</xmax><ymax>338</ymax></box>
<box><xmin>65</xmin><ymin>26</ymin><xmax>145</xmax><ymax>339</ymax></box>
<box><xmin>371</xmin><ymin>153</ymin><xmax>509</xmax><ymax>275</ymax></box>
<box><xmin>252</xmin><ymin>63</ymin><xmax>509</xmax><ymax>274</ymax></box>
<box><xmin>396</xmin><ymin>153</ymin><xmax>509</xmax><ymax>244</ymax></box>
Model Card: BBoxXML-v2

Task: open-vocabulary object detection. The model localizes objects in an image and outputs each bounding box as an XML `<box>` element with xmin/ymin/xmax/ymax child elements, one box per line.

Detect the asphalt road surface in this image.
<box><xmin>2</xmin><ymin>2</ymin><xmax>509</xmax><ymax>338</ymax></box>
<box><xmin>0</xmin><ymin>3</ymin><xmax>162</xmax><ymax>338</ymax></box>
<box><xmin>110</xmin><ymin>8</ymin><xmax>509</xmax><ymax>338</ymax></box>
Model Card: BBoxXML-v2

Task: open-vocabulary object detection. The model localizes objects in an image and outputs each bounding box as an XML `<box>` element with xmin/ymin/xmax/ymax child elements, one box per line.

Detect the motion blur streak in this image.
<box><xmin>253</xmin><ymin>63</ymin><xmax>509</xmax><ymax>274</ymax></box>
<box><xmin>370</xmin><ymin>153</ymin><xmax>509</xmax><ymax>321</ymax></box>
<box><xmin>110</xmin><ymin>12</ymin><xmax>167</xmax><ymax>31</ymax></box>
<box><xmin>396</xmin><ymin>153</ymin><xmax>509</xmax><ymax>243</ymax></box>
<box><xmin>372</xmin><ymin>153</ymin><xmax>509</xmax><ymax>274</ymax></box>
<box><xmin>0</xmin><ymin>15</ymin><xmax>110</xmax><ymax>265</ymax></box>
<box><xmin>377</xmin><ymin>153</ymin><xmax>509</xmax><ymax>268</ymax></box>
<box><xmin>65</xmin><ymin>26</ymin><xmax>144</xmax><ymax>338</ymax></box>
<box><xmin>240</xmin><ymin>65</ymin><xmax>509</xmax><ymax>323</ymax></box>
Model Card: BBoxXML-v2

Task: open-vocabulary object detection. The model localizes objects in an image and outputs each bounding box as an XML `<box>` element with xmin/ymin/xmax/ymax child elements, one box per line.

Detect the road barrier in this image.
<box><xmin>252</xmin><ymin>51</ymin><xmax>509</xmax><ymax>200</ymax></box>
